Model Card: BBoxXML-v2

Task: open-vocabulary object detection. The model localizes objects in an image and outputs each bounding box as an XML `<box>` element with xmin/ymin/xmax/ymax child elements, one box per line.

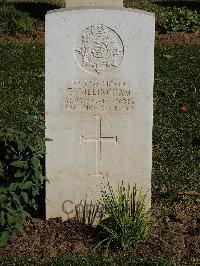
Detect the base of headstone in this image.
<box><xmin>65</xmin><ymin>0</ymin><xmax>123</xmax><ymax>8</ymax></box>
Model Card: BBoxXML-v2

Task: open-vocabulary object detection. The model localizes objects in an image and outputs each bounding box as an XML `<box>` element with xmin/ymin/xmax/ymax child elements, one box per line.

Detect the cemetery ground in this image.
<box><xmin>0</xmin><ymin>1</ymin><xmax>200</xmax><ymax>265</ymax></box>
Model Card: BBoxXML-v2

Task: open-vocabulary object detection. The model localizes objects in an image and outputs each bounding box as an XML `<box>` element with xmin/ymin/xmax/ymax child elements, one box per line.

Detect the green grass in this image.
<box><xmin>0</xmin><ymin>43</ymin><xmax>44</xmax><ymax>134</ymax></box>
<box><xmin>1</xmin><ymin>1</ymin><xmax>199</xmax><ymax>34</ymax></box>
<box><xmin>4</xmin><ymin>0</ymin><xmax>63</xmax><ymax>6</ymax></box>
<box><xmin>125</xmin><ymin>1</ymin><xmax>200</xmax><ymax>33</ymax></box>
<box><xmin>0</xmin><ymin>43</ymin><xmax>199</xmax><ymax>202</ymax></box>
<box><xmin>153</xmin><ymin>44</ymin><xmax>200</xmax><ymax>201</ymax></box>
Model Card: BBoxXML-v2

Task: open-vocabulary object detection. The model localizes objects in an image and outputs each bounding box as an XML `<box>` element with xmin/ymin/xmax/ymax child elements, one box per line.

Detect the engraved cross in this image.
<box><xmin>81</xmin><ymin>116</ymin><xmax>117</xmax><ymax>176</ymax></box>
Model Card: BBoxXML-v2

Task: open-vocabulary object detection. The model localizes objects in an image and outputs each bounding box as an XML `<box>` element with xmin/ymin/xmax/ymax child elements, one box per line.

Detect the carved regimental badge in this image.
<box><xmin>75</xmin><ymin>24</ymin><xmax>124</xmax><ymax>75</ymax></box>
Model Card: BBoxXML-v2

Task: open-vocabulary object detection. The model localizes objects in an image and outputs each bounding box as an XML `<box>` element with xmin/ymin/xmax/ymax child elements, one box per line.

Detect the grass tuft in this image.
<box><xmin>99</xmin><ymin>182</ymin><xmax>152</xmax><ymax>250</ymax></box>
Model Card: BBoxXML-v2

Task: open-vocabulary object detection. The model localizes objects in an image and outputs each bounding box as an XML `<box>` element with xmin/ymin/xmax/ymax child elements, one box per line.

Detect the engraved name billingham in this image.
<box><xmin>64</xmin><ymin>80</ymin><xmax>135</xmax><ymax>113</ymax></box>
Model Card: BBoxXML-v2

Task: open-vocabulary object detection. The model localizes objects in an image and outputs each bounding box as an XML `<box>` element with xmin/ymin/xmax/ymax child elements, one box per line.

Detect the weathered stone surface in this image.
<box><xmin>65</xmin><ymin>0</ymin><xmax>123</xmax><ymax>8</ymax></box>
<box><xmin>45</xmin><ymin>8</ymin><xmax>155</xmax><ymax>220</ymax></box>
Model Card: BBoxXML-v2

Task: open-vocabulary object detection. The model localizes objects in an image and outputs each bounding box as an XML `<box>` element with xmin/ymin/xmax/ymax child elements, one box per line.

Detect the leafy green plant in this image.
<box><xmin>0</xmin><ymin>4</ymin><xmax>34</xmax><ymax>35</ymax></box>
<box><xmin>160</xmin><ymin>7</ymin><xmax>200</xmax><ymax>33</ymax></box>
<box><xmin>0</xmin><ymin>128</ymin><xmax>45</xmax><ymax>246</ymax></box>
<box><xmin>99</xmin><ymin>182</ymin><xmax>152</xmax><ymax>250</ymax></box>
<box><xmin>124</xmin><ymin>1</ymin><xmax>200</xmax><ymax>33</ymax></box>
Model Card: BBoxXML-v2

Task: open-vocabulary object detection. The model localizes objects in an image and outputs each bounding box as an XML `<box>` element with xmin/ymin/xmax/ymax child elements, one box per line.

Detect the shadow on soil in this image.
<box><xmin>152</xmin><ymin>0</ymin><xmax>200</xmax><ymax>11</ymax></box>
<box><xmin>15</xmin><ymin>3</ymin><xmax>60</xmax><ymax>20</ymax></box>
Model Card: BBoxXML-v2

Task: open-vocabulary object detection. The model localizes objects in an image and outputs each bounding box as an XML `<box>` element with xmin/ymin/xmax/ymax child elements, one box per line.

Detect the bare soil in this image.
<box><xmin>156</xmin><ymin>32</ymin><xmax>200</xmax><ymax>45</ymax></box>
<box><xmin>0</xmin><ymin>22</ymin><xmax>200</xmax><ymax>45</ymax></box>
<box><xmin>0</xmin><ymin>22</ymin><xmax>45</xmax><ymax>44</ymax></box>
<box><xmin>0</xmin><ymin>202</ymin><xmax>199</xmax><ymax>265</ymax></box>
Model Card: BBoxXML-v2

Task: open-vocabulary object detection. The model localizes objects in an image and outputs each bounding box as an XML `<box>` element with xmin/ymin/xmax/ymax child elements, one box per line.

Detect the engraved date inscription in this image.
<box><xmin>64</xmin><ymin>80</ymin><xmax>135</xmax><ymax>113</ymax></box>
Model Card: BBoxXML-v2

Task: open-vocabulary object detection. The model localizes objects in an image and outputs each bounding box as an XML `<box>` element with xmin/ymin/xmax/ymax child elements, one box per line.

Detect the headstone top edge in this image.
<box><xmin>46</xmin><ymin>7</ymin><xmax>155</xmax><ymax>18</ymax></box>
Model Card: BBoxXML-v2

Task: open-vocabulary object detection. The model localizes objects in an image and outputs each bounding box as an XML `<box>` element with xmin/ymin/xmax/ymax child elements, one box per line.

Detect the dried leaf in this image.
<box><xmin>176</xmin><ymin>89</ymin><xmax>185</xmax><ymax>97</ymax></box>
<box><xmin>163</xmin><ymin>54</ymin><xmax>173</xmax><ymax>59</ymax></box>
<box><xmin>38</xmin><ymin>72</ymin><xmax>45</xmax><ymax>78</ymax></box>
<box><xmin>152</xmin><ymin>151</ymin><xmax>161</xmax><ymax>158</ymax></box>
<box><xmin>179</xmin><ymin>104</ymin><xmax>188</xmax><ymax>113</ymax></box>
<box><xmin>177</xmin><ymin>191</ymin><xmax>200</xmax><ymax>197</ymax></box>
<box><xmin>161</xmin><ymin>90</ymin><xmax>171</xmax><ymax>97</ymax></box>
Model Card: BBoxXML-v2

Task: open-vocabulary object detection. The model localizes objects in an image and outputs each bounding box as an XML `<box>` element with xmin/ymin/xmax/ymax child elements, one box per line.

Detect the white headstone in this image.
<box><xmin>45</xmin><ymin>7</ymin><xmax>155</xmax><ymax>220</ymax></box>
